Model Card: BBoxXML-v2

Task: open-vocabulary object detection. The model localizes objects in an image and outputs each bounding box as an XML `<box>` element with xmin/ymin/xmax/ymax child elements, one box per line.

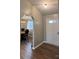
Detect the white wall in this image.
<box><xmin>43</xmin><ymin>13</ymin><xmax>59</xmax><ymax>46</ymax></box>
<box><xmin>32</xmin><ymin>6</ymin><xmax>44</xmax><ymax>47</ymax></box>
<box><xmin>20</xmin><ymin>0</ymin><xmax>32</xmax><ymax>17</ymax></box>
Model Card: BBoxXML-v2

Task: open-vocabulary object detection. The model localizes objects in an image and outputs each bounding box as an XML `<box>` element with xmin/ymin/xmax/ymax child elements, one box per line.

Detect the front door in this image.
<box><xmin>46</xmin><ymin>17</ymin><xmax>59</xmax><ymax>46</ymax></box>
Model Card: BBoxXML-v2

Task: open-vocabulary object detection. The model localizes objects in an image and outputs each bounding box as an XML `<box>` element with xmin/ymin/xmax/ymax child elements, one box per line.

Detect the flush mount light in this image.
<box><xmin>44</xmin><ymin>4</ymin><xmax>47</xmax><ymax>8</ymax></box>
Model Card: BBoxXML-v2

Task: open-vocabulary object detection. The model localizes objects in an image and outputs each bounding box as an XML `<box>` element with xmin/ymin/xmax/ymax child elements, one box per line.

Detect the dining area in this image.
<box><xmin>21</xmin><ymin>28</ymin><xmax>29</xmax><ymax>42</ymax></box>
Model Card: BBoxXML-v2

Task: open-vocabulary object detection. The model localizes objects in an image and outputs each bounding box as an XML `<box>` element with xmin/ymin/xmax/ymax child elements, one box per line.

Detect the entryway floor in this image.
<box><xmin>20</xmin><ymin>40</ymin><xmax>59</xmax><ymax>59</ymax></box>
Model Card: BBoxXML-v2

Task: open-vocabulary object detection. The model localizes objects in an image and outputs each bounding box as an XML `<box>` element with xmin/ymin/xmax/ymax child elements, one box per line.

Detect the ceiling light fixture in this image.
<box><xmin>44</xmin><ymin>4</ymin><xmax>47</xmax><ymax>8</ymax></box>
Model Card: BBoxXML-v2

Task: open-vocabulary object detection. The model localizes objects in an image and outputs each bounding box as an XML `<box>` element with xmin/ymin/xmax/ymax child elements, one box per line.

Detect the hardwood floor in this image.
<box><xmin>20</xmin><ymin>41</ymin><xmax>59</xmax><ymax>59</ymax></box>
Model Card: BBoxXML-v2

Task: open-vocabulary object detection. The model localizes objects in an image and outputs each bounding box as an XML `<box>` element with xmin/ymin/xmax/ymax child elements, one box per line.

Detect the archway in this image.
<box><xmin>20</xmin><ymin>15</ymin><xmax>35</xmax><ymax>49</ymax></box>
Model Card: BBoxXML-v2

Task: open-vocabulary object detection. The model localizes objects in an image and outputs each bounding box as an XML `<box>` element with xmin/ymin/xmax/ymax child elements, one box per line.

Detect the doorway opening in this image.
<box><xmin>20</xmin><ymin>16</ymin><xmax>34</xmax><ymax>49</ymax></box>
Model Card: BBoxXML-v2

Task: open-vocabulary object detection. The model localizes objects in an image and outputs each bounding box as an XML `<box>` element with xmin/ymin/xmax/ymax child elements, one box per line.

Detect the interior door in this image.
<box><xmin>46</xmin><ymin>18</ymin><xmax>59</xmax><ymax>46</ymax></box>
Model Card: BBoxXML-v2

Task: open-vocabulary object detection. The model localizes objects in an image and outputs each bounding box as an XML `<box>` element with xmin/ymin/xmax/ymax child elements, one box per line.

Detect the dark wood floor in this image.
<box><xmin>20</xmin><ymin>41</ymin><xmax>59</xmax><ymax>59</ymax></box>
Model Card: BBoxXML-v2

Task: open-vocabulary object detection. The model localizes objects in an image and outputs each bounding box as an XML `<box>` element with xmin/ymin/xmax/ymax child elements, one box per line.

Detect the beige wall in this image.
<box><xmin>32</xmin><ymin>6</ymin><xmax>44</xmax><ymax>47</ymax></box>
<box><xmin>20</xmin><ymin>0</ymin><xmax>32</xmax><ymax>17</ymax></box>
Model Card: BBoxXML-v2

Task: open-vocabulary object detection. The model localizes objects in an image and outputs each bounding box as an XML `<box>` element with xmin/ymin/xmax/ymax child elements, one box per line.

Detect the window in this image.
<box><xmin>27</xmin><ymin>20</ymin><xmax>33</xmax><ymax>29</ymax></box>
<box><xmin>48</xmin><ymin>20</ymin><xmax>56</xmax><ymax>24</ymax></box>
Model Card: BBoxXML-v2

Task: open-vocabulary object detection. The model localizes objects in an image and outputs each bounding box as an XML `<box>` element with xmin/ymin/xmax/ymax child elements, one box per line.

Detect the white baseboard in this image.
<box><xmin>32</xmin><ymin>41</ymin><xmax>44</xmax><ymax>50</ymax></box>
<box><xmin>43</xmin><ymin>41</ymin><xmax>59</xmax><ymax>47</ymax></box>
<box><xmin>32</xmin><ymin>41</ymin><xmax>59</xmax><ymax>50</ymax></box>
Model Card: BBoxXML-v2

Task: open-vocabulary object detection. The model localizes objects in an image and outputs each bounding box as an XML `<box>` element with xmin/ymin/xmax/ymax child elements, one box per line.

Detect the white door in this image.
<box><xmin>46</xmin><ymin>18</ymin><xmax>59</xmax><ymax>46</ymax></box>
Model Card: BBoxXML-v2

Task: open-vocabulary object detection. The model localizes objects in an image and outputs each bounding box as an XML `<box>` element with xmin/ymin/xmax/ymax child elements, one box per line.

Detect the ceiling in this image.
<box><xmin>29</xmin><ymin>0</ymin><xmax>58</xmax><ymax>15</ymax></box>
